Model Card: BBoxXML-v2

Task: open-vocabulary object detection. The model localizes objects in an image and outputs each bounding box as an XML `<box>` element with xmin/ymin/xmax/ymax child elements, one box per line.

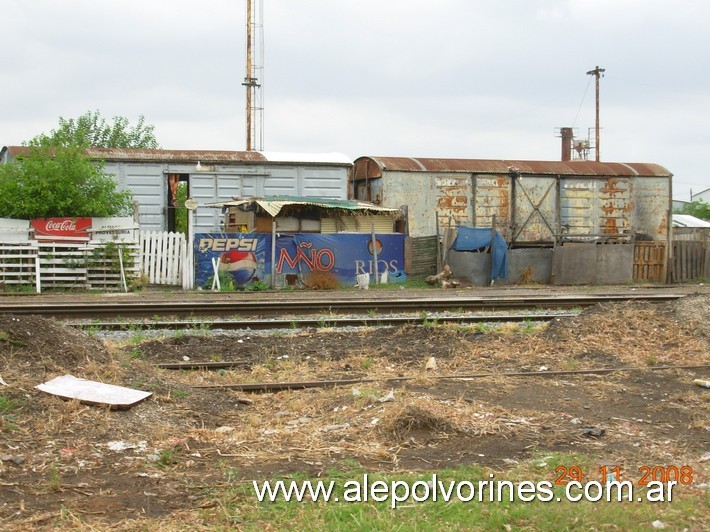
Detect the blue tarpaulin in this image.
<box><xmin>450</xmin><ymin>226</ymin><xmax>509</xmax><ymax>280</ymax></box>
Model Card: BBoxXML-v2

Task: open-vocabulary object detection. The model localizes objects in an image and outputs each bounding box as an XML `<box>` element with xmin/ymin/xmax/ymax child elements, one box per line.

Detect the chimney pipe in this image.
<box><xmin>560</xmin><ymin>127</ymin><xmax>574</xmax><ymax>161</ymax></box>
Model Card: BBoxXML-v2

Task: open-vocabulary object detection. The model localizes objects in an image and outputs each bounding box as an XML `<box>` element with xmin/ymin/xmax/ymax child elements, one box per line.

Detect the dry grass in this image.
<box><xmin>304</xmin><ymin>270</ymin><xmax>340</xmax><ymax>290</ymax></box>
<box><xmin>518</xmin><ymin>265</ymin><xmax>535</xmax><ymax>285</ymax></box>
<box><xmin>545</xmin><ymin>301</ymin><xmax>709</xmax><ymax>367</ymax></box>
<box><xmin>432</xmin><ymin>301</ymin><xmax>710</xmax><ymax>374</ymax></box>
<box><xmin>381</xmin><ymin>404</ymin><xmax>458</xmax><ymax>440</ymax></box>
<box><xmin>1</xmin><ymin>297</ymin><xmax>708</xmax><ymax>528</ymax></box>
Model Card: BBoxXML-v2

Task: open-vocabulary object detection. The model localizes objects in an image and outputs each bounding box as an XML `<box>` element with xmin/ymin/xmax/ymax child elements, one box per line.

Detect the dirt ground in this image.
<box><xmin>0</xmin><ymin>292</ymin><xmax>709</xmax><ymax>529</ymax></box>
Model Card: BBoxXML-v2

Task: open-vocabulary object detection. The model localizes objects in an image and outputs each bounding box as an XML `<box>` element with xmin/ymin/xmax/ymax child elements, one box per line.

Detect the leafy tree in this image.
<box><xmin>30</xmin><ymin>110</ymin><xmax>160</xmax><ymax>149</ymax></box>
<box><xmin>676</xmin><ymin>200</ymin><xmax>710</xmax><ymax>221</ymax></box>
<box><xmin>174</xmin><ymin>182</ymin><xmax>189</xmax><ymax>235</ymax></box>
<box><xmin>0</xmin><ymin>145</ymin><xmax>133</xmax><ymax>219</ymax></box>
<box><xmin>0</xmin><ymin>111</ymin><xmax>163</xmax><ymax>219</ymax></box>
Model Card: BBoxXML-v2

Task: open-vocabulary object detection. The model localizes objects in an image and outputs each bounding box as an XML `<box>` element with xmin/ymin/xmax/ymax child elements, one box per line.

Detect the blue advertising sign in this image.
<box><xmin>195</xmin><ymin>234</ymin><xmax>270</xmax><ymax>288</ymax></box>
<box><xmin>194</xmin><ymin>233</ymin><xmax>405</xmax><ymax>288</ymax></box>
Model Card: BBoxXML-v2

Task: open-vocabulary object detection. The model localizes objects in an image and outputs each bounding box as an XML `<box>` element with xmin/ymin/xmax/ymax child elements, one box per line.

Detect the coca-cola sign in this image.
<box><xmin>31</xmin><ymin>217</ymin><xmax>92</xmax><ymax>241</ymax></box>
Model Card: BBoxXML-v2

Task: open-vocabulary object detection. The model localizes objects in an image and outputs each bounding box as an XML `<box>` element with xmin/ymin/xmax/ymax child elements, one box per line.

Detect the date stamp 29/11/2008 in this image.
<box><xmin>554</xmin><ymin>465</ymin><xmax>695</xmax><ymax>486</ymax></box>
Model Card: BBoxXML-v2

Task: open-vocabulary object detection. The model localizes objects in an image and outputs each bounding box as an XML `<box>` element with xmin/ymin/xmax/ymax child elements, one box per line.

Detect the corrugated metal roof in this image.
<box><xmin>691</xmin><ymin>187</ymin><xmax>710</xmax><ymax>199</ymax></box>
<box><xmin>1</xmin><ymin>146</ymin><xmax>267</xmax><ymax>163</ymax></box>
<box><xmin>355</xmin><ymin>156</ymin><xmax>672</xmax><ymax>178</ymax></box>
<box><xmin>207</xmin><ymin>195</ymin><xmax>400</xmax><ymax>217</ymax></box>
<box><xmin>672</xmin><ymin>214</ymin><xmax>710</xmax><ymax>228</ymax></box>
<box><xmin>2</xmin><ymin>146</ymin><xmax>28</xmax><ymax>159</ymax></box>
<box><xmin>1</xmin><ymin>146</ymin><xmax>352</xmax><ymax>166</ymax></box>
<box><xmin>88</xmin><ymin>148</ymin><xmax>269</xmax><ymax>163</ymax></box>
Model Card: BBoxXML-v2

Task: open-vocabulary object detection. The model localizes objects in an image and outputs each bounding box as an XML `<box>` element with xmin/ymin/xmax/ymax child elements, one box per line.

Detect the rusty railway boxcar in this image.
<box><xmin>353</xmin><ymin>156</ymin><xmax>672</xmax><ymax>283</ymax></box>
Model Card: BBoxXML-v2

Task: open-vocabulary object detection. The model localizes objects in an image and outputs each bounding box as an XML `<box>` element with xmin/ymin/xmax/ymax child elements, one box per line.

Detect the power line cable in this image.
<box><xmin>572</xmin><ymin>75</ymin><xmax>593</xmax><ymax>128</ymax></box>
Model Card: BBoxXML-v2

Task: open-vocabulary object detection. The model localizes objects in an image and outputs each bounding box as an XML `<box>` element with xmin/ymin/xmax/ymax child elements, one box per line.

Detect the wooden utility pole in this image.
<box><xmin>586</xmin><ymin>66</ymin><xmax>605</xmax><ymax>162</ymax></box>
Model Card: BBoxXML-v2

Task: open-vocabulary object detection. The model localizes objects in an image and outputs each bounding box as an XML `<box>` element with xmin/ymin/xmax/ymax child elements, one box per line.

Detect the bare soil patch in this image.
<box><xmin>0</xmin><ymin>296</ymin><xmax>708</xmax><ymax>529</ymax></box>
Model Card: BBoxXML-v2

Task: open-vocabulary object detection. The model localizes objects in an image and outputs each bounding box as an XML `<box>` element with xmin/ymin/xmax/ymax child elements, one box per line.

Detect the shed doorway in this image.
<box><xmin>167</xmin><ymin>173</ymin><xmax>190</xmax><ymax>234</ymax></box>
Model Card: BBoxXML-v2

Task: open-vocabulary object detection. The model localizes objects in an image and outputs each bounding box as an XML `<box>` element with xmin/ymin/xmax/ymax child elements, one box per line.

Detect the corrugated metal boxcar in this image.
<box><xmin>1</xmin><ymin>147</ymin><xmax>353</xmax><ymax>233</ymax></box>
<box><xmin>353</xmin><ymin>156</ymin><xmax>672</xmax><ymax>245</ymax></box>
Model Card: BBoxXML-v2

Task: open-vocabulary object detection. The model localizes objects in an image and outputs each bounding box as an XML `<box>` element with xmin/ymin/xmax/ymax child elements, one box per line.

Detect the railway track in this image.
<box><xmin>67</xmin><ymin>312</ymin><xmax>578</xmax><ymax>332</ymax></box>
<box><xmin>0</xmin><ymin>292</ymin><xmax>685</xmax><ymax>319</ymax></box>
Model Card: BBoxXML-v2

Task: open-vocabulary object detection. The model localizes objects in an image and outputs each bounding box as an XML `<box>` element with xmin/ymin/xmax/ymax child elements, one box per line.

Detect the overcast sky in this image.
<box><xmin>2</xmin><ymin>0</ymin><xmax>708</xmax><ymax>200</ymax></box>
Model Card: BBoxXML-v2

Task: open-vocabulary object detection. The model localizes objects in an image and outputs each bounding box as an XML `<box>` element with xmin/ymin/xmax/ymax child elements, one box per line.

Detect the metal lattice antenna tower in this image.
<box><xmin>244</xmin><ymin>0</ymin><xmax>264</xmax><ymax>151</ymax></box>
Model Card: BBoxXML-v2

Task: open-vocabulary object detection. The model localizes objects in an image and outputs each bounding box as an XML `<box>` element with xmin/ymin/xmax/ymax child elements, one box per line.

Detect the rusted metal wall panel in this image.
<box><xmin>631</xmin><ymin>177</ymin><xmax>670</xmax><ymax>242</ymax></box>
<box><xmin>598</xmin><ymin>177</ymin><xmax>632</xmax><ymax>234</ymax></box>
<box><xmin>512</xmin><ymin>176</ymin><xmax>557</xmax><ymax>243</ymax></box>
<box><xmin>473</xmin><ymin>175</ymin><xmax>511</xmax><ymax>238</ymax></box>
<box><xmin>560</xmin><ymin>177</ymin><xmax>641</xmax><ymax>238</ymax></box>
<box><xmin>356</xmin><ymin>177</ymin><xmax>384</xmax><ymax>205</ymax></box>
<box><xmin>382</xmin><ymin>172</ymin><xmax>436</xmax><ymax>237</ymax></box>
<box><xmin>435</xmin><ymin>175</ymin><xmax>471</xmax><ymax>229</ymax></box>
<box><xmin>560</xmin><ymin>179</ymin><xmax>595</xmax><ymax>235</ymax></box>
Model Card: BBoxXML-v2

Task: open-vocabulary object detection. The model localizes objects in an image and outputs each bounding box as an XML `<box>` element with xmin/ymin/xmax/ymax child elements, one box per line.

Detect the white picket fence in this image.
<box><xmin>139</xmin><ymin>231</ymin><xmax>193</xmax><ymax>289</ymax></box>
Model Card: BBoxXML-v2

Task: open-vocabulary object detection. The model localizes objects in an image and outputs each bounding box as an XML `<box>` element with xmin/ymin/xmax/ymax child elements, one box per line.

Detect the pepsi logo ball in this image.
<box><xmin>219</xmin><ymin>251</ymin><xmax>257</xmax><ymax>285</ymax></box>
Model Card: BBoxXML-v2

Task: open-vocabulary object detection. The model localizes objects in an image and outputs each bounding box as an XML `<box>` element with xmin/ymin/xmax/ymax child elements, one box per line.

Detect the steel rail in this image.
<box><xmin>68</xmin><ymin>312</ymin><xmax>577</xmax><ymax>331</ymax></box>
<box><xmin>193</xmin><ymin>364</ymin><xmax>710</xmax><ymax>392</ymax></box>
<box><xmin>0</xmin><ymin>293</ymin><xmax>684</xmax><ymax>319</ymax></box>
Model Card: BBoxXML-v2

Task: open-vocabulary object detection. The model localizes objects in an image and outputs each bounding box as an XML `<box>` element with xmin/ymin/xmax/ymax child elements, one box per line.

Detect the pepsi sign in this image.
<box><xmin>194</xmin><ymin>233</ymin><xmax>405</xmax><ymax>288</ymax></box>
